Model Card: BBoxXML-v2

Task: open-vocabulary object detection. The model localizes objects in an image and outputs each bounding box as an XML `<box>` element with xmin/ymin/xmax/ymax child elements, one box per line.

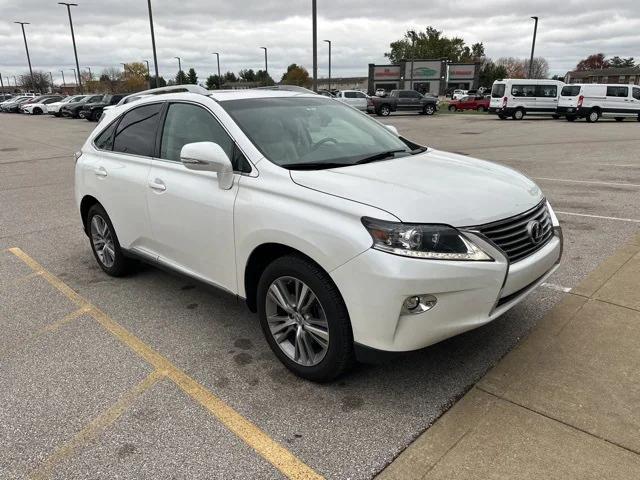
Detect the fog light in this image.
<box><xmin>401</xmin><ymin>294</ymin><xmax>437</xmax><ymax>315</ymax></box>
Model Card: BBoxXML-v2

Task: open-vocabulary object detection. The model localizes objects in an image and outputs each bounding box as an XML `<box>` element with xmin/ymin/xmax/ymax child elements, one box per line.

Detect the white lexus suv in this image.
<box><xmin>75</xmin><ymin>86</ymin><xmax>562</xmax><ymax>381</ymax></box>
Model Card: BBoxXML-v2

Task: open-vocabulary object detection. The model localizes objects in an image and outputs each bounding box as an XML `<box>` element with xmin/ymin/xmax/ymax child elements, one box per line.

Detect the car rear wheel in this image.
<box><xmin>87</xmin><ymin>204</ymin><xmax>131</xmax><ymax>277</ymax></box>
<box><xmin>448</xmin><ymin>105</ymin><xmax>457</xmax><ymax>112</ymax></box>
<box><xmin>378</xmin><ymin>105</ymin><xmax>391</xmax><ymax>116</ymax></box>
<box><xmin>586</xmin><ymin>109</ymin><xmax>600</xmax><ymax>123</ymax></box>
<box><xmin>423</xmin><ymin>104</ymin><xmax>435</xmax><ymax>115</ymax></box>
<box><xmin>512</xmin><ymin>109</ymin><xmax>525</xmax><ymax>120</ymax></box>
<box><xmin>257</xmin><ymin>255</ymin><xmax>354</xmax><ymax>382</ymax></box>
<box><xmin>566</xmin><ymin>115</ymin><xmax>576</xmax><ymax>122</ymax></box>
<box><xmin>33</xmin><ymin>107</ymin><xmax>42</xmax><ymax>115</ymax></box>
<box><xmin>498</xmin><ymin>114</ymin><xmax>507</xmax><ymax>120</ymax></box>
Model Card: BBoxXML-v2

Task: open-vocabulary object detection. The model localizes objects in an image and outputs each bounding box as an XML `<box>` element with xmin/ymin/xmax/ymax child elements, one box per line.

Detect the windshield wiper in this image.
<box><xmin>283</xmin><ymin>162</ymin><xmax>350</xmax><ymax>170</ymax></box>
<box><xmin>354</xmin><ymin>149</ymin><xmax>408</xmax><ymax>165</ymax></box>
<box><xmin>410</xmin><ymin>146</ymin><xmax>428</xmax><ymax>154</ymax></box>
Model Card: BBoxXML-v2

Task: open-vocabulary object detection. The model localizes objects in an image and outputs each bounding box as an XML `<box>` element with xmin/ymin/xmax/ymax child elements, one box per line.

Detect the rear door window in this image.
<box><xmin>633</xmin><ymin>88</ymin><xmax>640</xmax><ymax>100</ymax></box>
<box><xmin>112</xmin><ymin>103</ymin><xmax>163</xmax><ymax>157</ymax></box>
<box><xmin>491</xmin><ymin>84</ymin><xmax>505</xmax><ymax>97</ymax></box>
<box><xmin>561</xmin><ymin>86</ymin><xmax>581</xmax><ymax>96</ymax></box>
<box><xmin>606</xmin><ymin>86</ymin><xmax>629</xmax><ymax>97</ymax></box>
<box><xmin>343</xmin><ymin>92</ymin><xmax>356</xmax><ymax>98</ymax></box>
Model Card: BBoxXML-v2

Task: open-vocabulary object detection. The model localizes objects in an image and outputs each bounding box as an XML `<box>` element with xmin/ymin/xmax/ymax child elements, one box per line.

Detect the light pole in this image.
<box><xmin>144</xmin><ymin>60</ymin><xmax>151</xmax><ymax>87</ymax></box>
<box><xmin>60</xmin><ymin>70</ymin><xmax>66</xmax><ymax>87</ymax></box>
<box><xmin>86</xmin><ymin>67</ymin><xmax>92</xmax><ymax>81</ymax></box>
<box><xmin>211</xmin><ymin>52</ymin><xmax>221</xmax><ymax>86</ymax></box>
<box><xmin>259</xmin><ymin>47</ymin><xmax>268</xmax><ymax>75</ymax></box>
<box><xmin>311</xmin><ymin>0</ymin><xmax>317</xmax><ymax>92</ymax></box>
<box><xmin>0</xmin><ymin>74</ymin><xmax>4</xmax><ymax>93</ymax></box>
<box><xmin>323</xmin><ymin>40</ymin><xmax>331</xmax><ymax>92</ymax></box>
<box><xmin>174</xmin><ymin>57</ymin><xmax>182</xmax><ymax>84</ymax></box>
<box><xmin>528</xmin><ymin>16</ymin><xmax>539</xmax><ymax>78</ymax></box>
<box><xmin>49</xmin><ymin>71</ymin><xmax>54</xmax><ymax>91</ymax></box>
<box><xmin>13</xmin><ymin>76</ymin><xmax>18</xmax><ymax>88</ymax></box>
<box><xmin>146</xmin><ymin>0</ymin><xmax>160</xmax><ymax>86</ymax></box>
<box><xmin>70</xmin><ymin>69</ymin><xmax>78</xmax><ymax>89</ymax></box>
<box><xmin>14</xmin><ymin>22</ymin><xmax>35</xmax><ymax>92</ymax></box>
<box><xmin>58</xmin><ymin>3</ymin><xmax>83</xmax><ymax>93</ymax></box>
<box><xmin>121</xmin><ymin>63</ymin><xmax>128</xmax><ymax>76</ymax></box>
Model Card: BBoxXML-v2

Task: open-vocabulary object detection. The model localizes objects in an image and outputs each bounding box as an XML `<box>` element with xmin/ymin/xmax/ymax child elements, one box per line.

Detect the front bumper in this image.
<box><xmin>330</xmin><ymin>229</ymin><xmax>561</xmax><ymax>352</ymax></box>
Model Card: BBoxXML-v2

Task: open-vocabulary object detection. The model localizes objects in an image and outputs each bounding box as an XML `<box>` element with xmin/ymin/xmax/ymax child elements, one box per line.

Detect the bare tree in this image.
<box><xmin>523</xmin><ymin>57</ymin><xmax>549</xmax><ymax>79</ymax></box>
<box><xmin>497</xmin><ymin>57</ymin><xmax>549</xmax><ymax>79</ymax></box>
<box><xmin>18</xmin><ymin>70</ymin><xmax>51</xmax><ymax>92</ymax></box>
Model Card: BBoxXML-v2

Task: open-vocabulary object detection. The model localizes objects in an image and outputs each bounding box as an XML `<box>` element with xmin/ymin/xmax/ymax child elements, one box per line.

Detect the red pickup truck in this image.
<box><xmin>448</xmin><ymin>95</ymin><xmax>490</xmax><ymax>112</ymax></box>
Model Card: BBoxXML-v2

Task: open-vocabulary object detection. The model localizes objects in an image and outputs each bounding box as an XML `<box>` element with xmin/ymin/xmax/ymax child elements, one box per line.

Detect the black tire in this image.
<box><xmin>33</xmin><ymin>107</ymin><xmax>42</xmax><ymax>115</ymax></box>
<box><xmin>257</xmin><ymin>255</ymin><xmax>354</xmax><ymax>382</ymax></box>
<box><xmin>497</xmin><ymin>114</ymin><xmax>507</xmax><ymax>120</ymax></box>
<box><xmin>378</xmin><ymin>105</ymin><xmax>391</xmax><ymax>116</ymax></box>
<box><xmin>423</xmin><ymin>104</ymin><xmax>435</xmax><ymax>115</ymax></box>
<box><xmin>552</xmin><ymin>114</ymin><xmax>560</xmax><ymax>119</ymax></box>
<box><xmin>54</xmin><ymin>112</ymin><xmax>61</xmax><ymax>117</ymax></box>
<box><xmin>615</xmin><ymin>117</ymin><xmax>624</xmax><ymax>122</ymax></box>
<box><xmin>86</xmin><ymin>204</ymin><xmax>131</xmax><ymax>277</ymax></box>
<box><xmin>586</xmin><ymin>109</ymin><xmax>600</xmax><ymax>123</ymax></box>
<box><xmin>566</xmin><ymin>115</ymin><xmax>576</xmax><ymax>122</ymax></box>
<box><xmin>448</xmin><ymin>105</ymin><xmax>457</xmax><ymax>112</ymax></box>
<box><xmin>637</xmin><ymin>114</ymin><xmax>640</xmax><ymax>122</ymax></box>
<box><xmin>512</xmin><ymin>108</ymin><xmax>525</xmax><ymax>120</ymax></box>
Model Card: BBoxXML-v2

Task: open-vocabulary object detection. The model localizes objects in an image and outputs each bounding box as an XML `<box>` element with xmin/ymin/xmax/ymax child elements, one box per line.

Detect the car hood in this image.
<box><xmin>289</xmin><ymin>149</ymin><xmax>543</xmax><ymax>226</ymax></box>
<box><xmin>83</xmin><ymin>102</ymin><xmax>107</xmax><ymax>109</ymax></box>
<box><xmin>62</xmin><ymin>102</ymin><xmax>87</xmax><ymax>109</ymax></box>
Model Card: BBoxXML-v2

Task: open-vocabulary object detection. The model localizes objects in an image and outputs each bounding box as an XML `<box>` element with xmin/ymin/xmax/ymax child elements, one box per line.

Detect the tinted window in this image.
<box><xmin>343</xmin><ymin>92</ymin><xmax>357</xmax><ymax>98</ymax></box>
<box><xmin>633</xmin><ymin>88</ymin><xmax>640</xmax><ymax>100</ymax></box>
<box><xmin>512</xmin><ymin>84</ymin><xmax>536</xmax><ymax>97</ymax></box>
<box><xmin>535</xmin><ymin>85</ymin><xmax>557</xmax><ymax>97</ymax></box>
<box><xmin>112</xmin><ymin>103</ymin><xmax>163</xmax><ymax>156</ymax></box>
<box><xmin>398</xmin><ymin>91</ymin><xmax>410</xmax><ymax>98</ymax></box>
<box><xmin>561</xmin><ymin>86</ymin><xmax>581</xmax><ymax>96</ymax></box>
<box><xmin>606</xmin><ymin>86</ymin><xmax>628</xmax><ymax>97</ymax></box>
<box><xmin>94</xmin><ymin>121</ymin><xmax>118</xmax><ymax>151</ymax></box>
<box><xmin>160</xmin><ymin>103</ymin><xmax>234</xmax><ymax>164</ymax></box>
<box><xmin>355</xmin><ymin>92</ymin><xmax>367</xmax><ymax>98</ymax></box>
<box><xmin>491</xmin><ymin>84</ymin><xmax>505</xmax><ymax>98</ymax></box>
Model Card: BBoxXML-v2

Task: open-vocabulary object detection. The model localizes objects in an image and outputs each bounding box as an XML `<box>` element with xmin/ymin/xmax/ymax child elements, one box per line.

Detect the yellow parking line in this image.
<box><xmin>41</xmin><ymin>306</ymin><xmax>92</xmax><ymax>333</ymax></box>
<box><xmin>29</xmin><ymin>370</ymin><xmax>163</xmax><ymax>480</ymax></box>
<box><xmin>8</xmin><ymin>247</ymin><xmax>323</xmax><ymax>480</ymax></box>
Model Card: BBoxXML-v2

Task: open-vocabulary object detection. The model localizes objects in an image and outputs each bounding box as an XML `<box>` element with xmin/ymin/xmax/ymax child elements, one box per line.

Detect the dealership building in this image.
<box><xmin>367</xmin><ymin>60</ymin><xmax>480</xmax><ymax>96</ymax></box>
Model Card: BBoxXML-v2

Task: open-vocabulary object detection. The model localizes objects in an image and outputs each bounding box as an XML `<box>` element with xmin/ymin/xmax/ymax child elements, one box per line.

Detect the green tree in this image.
<box><xmin>149</xmin><ymin>76</ymin><xmax>167</xmax><ymax>88</ymax></box>
<box><xmin>224</xmin><ymin>71</ymin><xmax>237</xmax><ymax>82</ymax></box>
<box><xmin>255</xmin><ymin>69</ymin><xmax>275</xmax><ymax>86</ymax></box>
<box><xmin>609</xmin><ymin>56</ymin><xmax>635</xmax><ymax>68</ymax></box>
<box><xmin>239</xmin><ymin>69</ymin><xmax>256</xmax><ymax>82</ymax></box>
<box><xmin>175</xmin><ymin>70</ymin><xmax>188</xmax><ymax>84</ymax></box>
<box><xmin>281</xmin><ymin>64</ymin><xmax>311</xmax><ymax>87</ymax></box>
<box><xmin>206</xmin><ymin>74</ymin><xmax>223</xmax><ymax>89</ymax></box>
<box><xmin>186</xmin><ymin>68</ymin><xmax>198</xmax><ymax>84</ymax></box>
<box><xmin>478</xmin><ymin>60</ymin><xmax>507</xmax><ymax>88</ymax></box>
<box><xmin>385</xmin><ymin>27</ymin><xmax>478</xmax><ymax>64</ymax></box>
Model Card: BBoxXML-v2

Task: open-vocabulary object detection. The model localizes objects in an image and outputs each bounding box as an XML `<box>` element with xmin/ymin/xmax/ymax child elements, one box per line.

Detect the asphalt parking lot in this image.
<box><xmin>1</xmin><ymin>111</ymin><xmax>638</xmax><ymax>479</ymax></box>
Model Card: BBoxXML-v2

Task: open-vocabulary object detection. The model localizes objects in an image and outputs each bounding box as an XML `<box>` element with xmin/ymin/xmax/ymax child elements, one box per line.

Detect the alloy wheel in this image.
<box><xmin>265</xmin><ymin>276</ymin><xmax>329</xmax><ymax>367</ymax></box>
<box><xmin>90</xmin><ymin>215</ymin><xmax>116</xmax><ymax>268</ymax></box>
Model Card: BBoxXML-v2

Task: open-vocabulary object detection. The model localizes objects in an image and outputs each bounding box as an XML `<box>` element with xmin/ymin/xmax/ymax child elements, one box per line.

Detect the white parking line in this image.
<box><xmin>556</xmin><ymin>211</ymin><xmax>640</xmax><ymax>224</ymax></box>
<box><xmin>533</xmin><ymin>177</ymin><xmax>640</xmax><ymax>188</ymax></box>
<box><xmin>598</xmin><ymin>163</ymin><xmax>638</xmax><ymax>168</ymax></box>
<box><xmin>541</xmin><ymin>282</ymin><xmax>572</xmax><ymax>293</ymax></box>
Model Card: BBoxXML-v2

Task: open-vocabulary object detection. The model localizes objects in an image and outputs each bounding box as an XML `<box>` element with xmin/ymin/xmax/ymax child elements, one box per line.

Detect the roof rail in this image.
<box><xmin>254</xmin><ymin>85</ymin><xmax>317</xmax><ymax>94</ymax></box>
<box><xmin>132</xmin><ymin>84</ymin><xmax>210</xmax><ymax>97</ymax></box>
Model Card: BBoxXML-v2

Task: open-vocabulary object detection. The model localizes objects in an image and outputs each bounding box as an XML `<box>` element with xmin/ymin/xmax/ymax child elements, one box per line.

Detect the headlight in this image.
<box><xmin>362</xmin><ymin>217</ymin><xmax>493</xmax><ymax>261</ymax></box>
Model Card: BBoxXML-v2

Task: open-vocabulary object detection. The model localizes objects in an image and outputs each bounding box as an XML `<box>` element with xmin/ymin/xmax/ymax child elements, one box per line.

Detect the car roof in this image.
<box><xmin>208</xmin><ymin>89</ymin><xmax>317</xmax><ymax>102</ymax></box>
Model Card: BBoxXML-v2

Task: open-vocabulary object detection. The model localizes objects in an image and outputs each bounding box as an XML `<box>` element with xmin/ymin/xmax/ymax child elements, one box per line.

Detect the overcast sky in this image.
<box><xmin>1</xmin><ymin>0</ymin><xmax>639</xmax><ymax>85</ymax></box>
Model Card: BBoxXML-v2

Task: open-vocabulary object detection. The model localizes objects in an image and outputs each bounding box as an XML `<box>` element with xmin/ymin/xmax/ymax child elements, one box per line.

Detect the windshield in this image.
<box><xmin>221</xmin><ymin>97</ymin><xmax>414</xmax><ymax>168</ymax></box>
<box><xmin>491</xmin><ymin>83</ymin><xmax>506</xmax><ymax>98</ymax></box>
<box><xmin>561</xmin><ymin>86</ymin><xmax>581</xmax><ymax>96</ymax></box>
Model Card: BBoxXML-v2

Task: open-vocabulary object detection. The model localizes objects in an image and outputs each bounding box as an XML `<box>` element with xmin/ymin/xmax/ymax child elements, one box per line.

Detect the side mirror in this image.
<box><xmin>180</xmin><ymin>141</ymin><xmax>234</xmax><ymax>190</ymax></box>
<box><xmin>385</xmin><ymin>125</ymin><xmax>399</xmax><ymax>136</ymax></box>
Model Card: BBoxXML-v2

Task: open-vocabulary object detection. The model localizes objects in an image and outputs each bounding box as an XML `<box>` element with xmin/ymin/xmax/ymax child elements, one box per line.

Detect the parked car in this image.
<box><xmin>101</xmin><ymin>93</ymin><xmax>152</xmax><ymax>118</ymax></box>
<box><xmin>371</xmin><ymin>89</ymin><xmax>438</xmax><ymax>116</ymax></box>
<box><xmin>557</xmin><ymin>83</ymin><xmax>640</xmax><ymax>122</ymax></box>
<box><xmin>451</xmin><ymin>89</ymin><xmax>468</xmax><ymax>100</ymax></box>
<box><xmin>489</xmin><ymin>79</ymin><xmax>564</xmax><ymax>120</ymax></box>
<box><xmin>75</xmin><ymin>87</ymin><xmax>562</xmax><ymax>381</ymax></box>
<box><xmin>0</xmin><ymin>96</ymin><xmax>34</xmax><ymax>113</ymax></box>
<box><xmin>448</xmin><ymin>94</ymin><xmax>490</xmax><ymax>112</ymax></box>
<box><xmin>334</xmin><ymin>90</ymin><xmax>373</xmax><ymax>112</ymax></box>
<box><xmin>21</xmin><ymin>96</ymin><xmax>65</xmax><ymax>115</ymax></box>
<box><xmin>46</xmin><ymin>95</ymin><xmax>86</xmax><ymax>116</ymax></box>
<box><xmin>61</xmin><ymin>94</ymin><xmax>105</xmax><ymax>118</ymax></box>
<box><xmin>0</xmin><ymin>94</ymin><xmax>14</xmax><ymax>102</ymax></box>
<box><xmin>80</xmin><ymin>94</ymin><xmax>126</xmax><ymax>121</ymax></box>
<box><xmin>375</xmin><ymin>88</ymin><xmax>388</xmax><ymax>97</ymax></box>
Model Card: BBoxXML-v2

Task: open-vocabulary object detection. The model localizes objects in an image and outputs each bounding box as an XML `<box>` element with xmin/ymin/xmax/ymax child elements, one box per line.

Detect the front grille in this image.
<box><xmin>472</xmin><ymin>201</ymin><xmax>553</xmax><ymax>263</ymax></box>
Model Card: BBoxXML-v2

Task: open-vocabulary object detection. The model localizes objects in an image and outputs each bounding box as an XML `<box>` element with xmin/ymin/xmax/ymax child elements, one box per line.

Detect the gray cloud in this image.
<box><xmin>1</xmin><ymin>0</ymin><xmax>639</xmax><ymax>85</ymax></box>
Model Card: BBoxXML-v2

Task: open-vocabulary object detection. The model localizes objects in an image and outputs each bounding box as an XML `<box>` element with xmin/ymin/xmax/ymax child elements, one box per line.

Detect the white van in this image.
<box><xmin>557</xmin><ymin>83</ymin><xmax>640</xmax><ymax>122</ymax></box>
<box><xmin>489</xmin><ymin>79</ymin><xmax>564</xmax><ymax>120</ymax></box>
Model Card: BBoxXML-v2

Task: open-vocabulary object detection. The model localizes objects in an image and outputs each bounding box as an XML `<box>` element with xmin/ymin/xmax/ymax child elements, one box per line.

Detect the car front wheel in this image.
<box><xmin>423</xmin><ymin>104</ymin><xmax>435</xmax><ymax>115</ymax></box>
<box><xmin>87</xmin><ymin>204</ymin><xmax>131</xmax><ymax>277</ymax></box>
<box><xmin>378</xmin><ymin>105</ymin><xmax>391</xmax><ymax>116</ymax></box>
<box><xmin>257</xmin><ymin>255</ymin><xmax>354</xmax><ymax>382</ymax></box>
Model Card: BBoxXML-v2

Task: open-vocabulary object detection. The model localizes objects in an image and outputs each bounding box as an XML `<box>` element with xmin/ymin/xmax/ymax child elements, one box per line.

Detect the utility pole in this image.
<box><xmin>14</xmin><ymin>22</ymin><xmax>35</xmax><ymax>92</ymax></box>
<box><xmin>259</xmin><ymin>47</ymin><xmax>268</xmax><ymax>75</ymax></box>
<box><xmin>147</xmin><ymin>0</ymin><xmax>160</xmax><ymax>86</ymax></box>
<box><xmin>58</xmin><ymin>3</ymin><xmax>83</xmax><ymax>93</ymax></box>
<box><xmin>212</xmin><ymin>53</ymin><xmax>221</xmax><ymax>86</ymax></box>
<box><xmin>311</xmin><ymin>0</ymin><xmax>317</xmax><ymax>92</ymax></box>
<box><xmin>528</xmin><ymin>16</ymin><xmax>539</xmax><ymax>78</ymax></box>
<box><xmin>174</xmin><ymin>57</ymin><xmax>182</xmax><ymax>84</ymax></box>
<box><xmin>323</xmin><ymin>40</ymin><xmax>331</xmax><ymax>92</ymax></box>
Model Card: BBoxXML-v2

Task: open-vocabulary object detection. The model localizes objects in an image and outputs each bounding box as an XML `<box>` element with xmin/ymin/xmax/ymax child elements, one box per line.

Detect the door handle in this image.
<box><xmin>148</xmin><ymin>179</ymin><xmax>166</xmax><ymax>192</ymax></box>
<box><xmin>94</xmin><ymin>166</ymin><xmax>107</xmax><ymax>177</ymax></box>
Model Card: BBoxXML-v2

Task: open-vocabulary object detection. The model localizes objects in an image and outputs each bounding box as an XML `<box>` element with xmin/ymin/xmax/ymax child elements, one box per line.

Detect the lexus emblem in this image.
<box><xmin>527</xmin><ymin>220</ymin><xmax>543</xmax><ymax>244</ymax></box>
